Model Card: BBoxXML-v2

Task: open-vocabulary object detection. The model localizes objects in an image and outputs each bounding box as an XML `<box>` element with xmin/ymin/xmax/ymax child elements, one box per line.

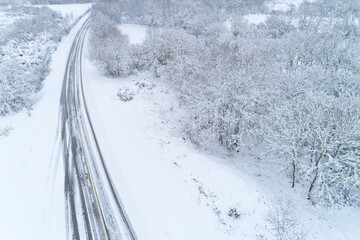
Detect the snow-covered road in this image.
<box><xmin>0</xmin><ymin>9</ymin><xmax>90</xmax><ymax>240</ymax></box>
<box><xmin>60</xmin><ymin>17</ymin><xmax>136</xmax><ymax>240</ymax></box>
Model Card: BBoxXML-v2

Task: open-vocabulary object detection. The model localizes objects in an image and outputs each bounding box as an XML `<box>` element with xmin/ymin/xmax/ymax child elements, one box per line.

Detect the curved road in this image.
<box><xmin>60</xmin><ymin>17</ymin><xmax>137</xmax><ymax>240</ymax></box>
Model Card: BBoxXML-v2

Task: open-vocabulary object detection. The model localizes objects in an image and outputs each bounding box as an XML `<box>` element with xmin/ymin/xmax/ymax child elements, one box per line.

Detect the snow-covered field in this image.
<box><xmin>46</xmin><ymin>3</ymin><xmax>91</xmax><ymax>20</ymax></box>
<box><xmin>267</xmin><ymin>0</ymin><xmax>305</xmax><ymax>11</ymax></box>
<box><xmin>118</xmin><ymin>24</ymin><xmax>147</xmax><ymax>45</ymax></box>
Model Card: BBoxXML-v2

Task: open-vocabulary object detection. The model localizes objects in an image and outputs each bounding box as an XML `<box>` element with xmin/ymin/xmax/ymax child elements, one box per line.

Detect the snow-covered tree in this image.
<box><xmin>87</xmin><ymin>0</ymin><xmax>360</xmax><ymax>207</ymax></box>
<box><xmin>0</xmin><ymin>6</ymin><xmax>68</xmax><ymax>116</ymax></box>
<box><xmin>304</xmin><ymin>95</ymin><xmax>360</xmax><ymax>206</ymax></box>
<box><xmin>89</xmin><ymin>10</ymin><xmax>131</xmax><ymax>77</ymax></box>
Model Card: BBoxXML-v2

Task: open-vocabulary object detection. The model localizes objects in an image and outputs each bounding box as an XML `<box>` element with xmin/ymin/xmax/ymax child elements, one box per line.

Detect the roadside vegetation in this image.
<box><xmin>0</xmin><ymin>5</ymin><xmax>80</xmax><ymax>116</ymax></box>
<box><xmin>89</xmin><ymin>0</ymin><xmax>360</xmax><ymax>208</ymax></box>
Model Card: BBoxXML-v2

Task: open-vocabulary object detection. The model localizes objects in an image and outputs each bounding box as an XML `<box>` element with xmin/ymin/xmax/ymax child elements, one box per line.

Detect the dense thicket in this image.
<box><xmin>88</xmin><ymin>11</ymin><xmax>132</xmax><ymax>77</ymax></box>
<box><xmin>89</xmin><ymin>0</ymin><xmax>360</xmax><ymax>207</ymax></box>
<box><xmin>0</xmin><ymin>7</ymin><xmax>68</xmax><ymax>115</ymax></box>
<box><xmin>31</xmin><ymin>0</ymin><xmax>92</xmax><ymax>4</ymax></box>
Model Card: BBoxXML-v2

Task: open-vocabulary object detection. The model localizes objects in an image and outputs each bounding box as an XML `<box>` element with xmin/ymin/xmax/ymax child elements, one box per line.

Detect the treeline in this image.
<box><xmin>89</xmin><ymin>0</ymin><xmax>360</xmax><ymax>207</ymax></box>
<box><xmin>0</xmin><ymin>0</ymin><xmax>92</xmax><ymax>5</ymax></box>
<box><xmin>30</xmin><ymin>0</ymin><xmax>92</xmax><ymax>4</ymax></box>
<box><xmin>0</xmin><ymin>6</ymin><xmax>68</xmax><ymax>116</ymax></box>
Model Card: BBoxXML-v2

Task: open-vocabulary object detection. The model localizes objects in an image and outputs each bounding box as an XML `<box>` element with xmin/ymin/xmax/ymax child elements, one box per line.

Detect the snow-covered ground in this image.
<box><xmin>81</xmin><ymin>24</ymin><xmax>360</xmax><ymax>240</ymax></box>
<box><xmin>118</xmin><ymin>24</ymin><xmax>147</xmax><ymax>45</ymax></box>
<box><xmin>244</xmin><ymin>14</ymin><xmax>268</xmax><ymax>25</ymax></box>
<box><xmin>0</xmin><ymin>12</ymin><xmax>89</xmax><ymax>240</ymax></box>
<box><xmin>230</xmin><ymin>149</ymin><xmax>360</xmax><ymax>240</ymax></box>
<box><xmin>45</xmin><ymin>3</ymin><xmax>91</xmax><ymax>20</ymax></box>
<box><xmin>267</xmin><ymin>0</ymin><xmax>306</xmax><ymax>11</ymax></box>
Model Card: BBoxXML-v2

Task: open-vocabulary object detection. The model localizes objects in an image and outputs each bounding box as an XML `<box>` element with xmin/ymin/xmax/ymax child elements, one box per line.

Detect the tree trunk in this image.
<box><xmin>308</xmin><ymin>152</ymin><xmax>323</xmax><ymax>200</ymax></box>
<box><xmin>291</xmin><ymin>149</ymin><xmax>296</xmax><ymax>188</ymax></box>
<box><xmin>308</xmin><ymin>170</ymin><xmax>318</xmax><ymax>200</ymax></box>
<box><xmin>292</xmin><ymin>159</ymin><xmax>296</xmax><ymax>188</ymax></box>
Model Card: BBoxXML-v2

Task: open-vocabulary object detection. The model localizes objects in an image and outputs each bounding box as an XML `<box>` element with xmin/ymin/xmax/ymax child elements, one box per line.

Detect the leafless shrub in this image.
<box><xmin>117</xmin><ymin>88</ymin><xmax>135</xmax><ymax>102</ymax></box>
<box><xmin>266</xmin><ymin>198</ymin><xmax>308</xmax><ymax>240</ymax></box>
<box><xmin>0</xmin><ymin>126</ymin><xmax>12</xmax><ymax>137</ymax></box>
<box><xmin>228</xmin><ymin>207</ymin><xmax>242</xmax><ymax>219</ymax></box>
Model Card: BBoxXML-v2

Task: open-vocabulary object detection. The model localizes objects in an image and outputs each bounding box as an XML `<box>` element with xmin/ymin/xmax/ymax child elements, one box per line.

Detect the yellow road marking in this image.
<box><xmin>73</xmin><ymin>24</ymin><xmax>109</xmax><ymax>240</ymax></box>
